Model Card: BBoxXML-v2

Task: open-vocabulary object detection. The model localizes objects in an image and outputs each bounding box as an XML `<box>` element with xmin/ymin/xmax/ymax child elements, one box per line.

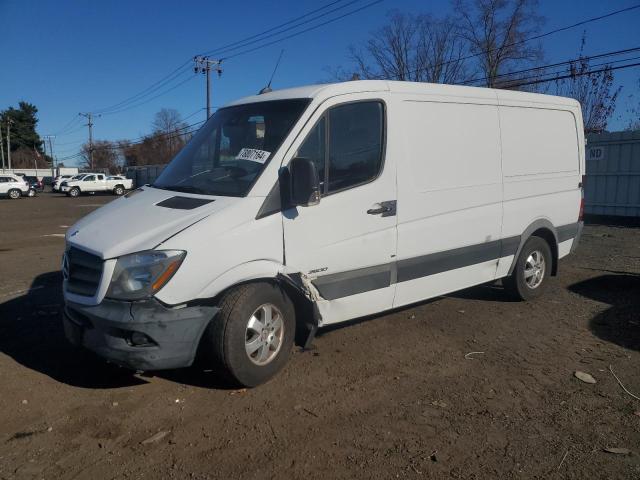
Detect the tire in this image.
<box><xmin>113</xmin><ymin>185</ymin><xmax>125</xmax><ymax>196</ymax></box>
<box><xmin>8</xmin><ymin>189</ymin><xmax>21</xmax><ymax>200</ymax></box>
<box><xmin>27</xmin><ymin>188</ymin><xmax>36</xmax><ymax>197</ymax></box>
<box><xmin>203</xmin><ymin>282</ymin><xmax>296</xmax><ymax>387</ymax></box>
<box><xmin>504</xmin><ymin>236</ymin><xmax>552</xmax><ymax>301</ymax></box>
<box><xmin>68</xmin><ymin>187</ymin><xmax>80</xmax><ymax>198</ymax></box>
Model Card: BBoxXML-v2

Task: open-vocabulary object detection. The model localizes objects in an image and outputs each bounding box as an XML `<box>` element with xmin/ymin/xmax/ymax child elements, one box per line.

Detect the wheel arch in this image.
<box><xmin>185</xmin><ymin>261</ymin><xmax>319</xmax><ymax>349</ymax></box>
<box><xmin>508</xmin><ymin>219</ymin><xmax>559</xmax><ymax>276</ymax></box>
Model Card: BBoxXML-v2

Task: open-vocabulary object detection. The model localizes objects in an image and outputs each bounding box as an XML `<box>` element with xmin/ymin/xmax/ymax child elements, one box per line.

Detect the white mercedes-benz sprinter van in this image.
<box><xmin>62</xmin><ymin>80</ymin><xmax>584</xmax><ymax>386</ymax></box>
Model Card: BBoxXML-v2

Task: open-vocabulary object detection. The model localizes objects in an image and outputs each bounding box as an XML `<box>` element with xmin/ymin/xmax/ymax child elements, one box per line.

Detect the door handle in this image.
<box><xmin>367</xmin><ymin>205</ymin><xmax>390</xmax><ymax>215</ymax></box>
<box><xmin>367</xmin><ymin>200</ymin><xmax>397</xmax><ymax>217</ymax></box>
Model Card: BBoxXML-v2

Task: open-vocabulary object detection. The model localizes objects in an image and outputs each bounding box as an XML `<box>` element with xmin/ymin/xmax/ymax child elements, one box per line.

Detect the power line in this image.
<box><xmin>505</xmin><ymin>61</ymin><xmax>640</xmax><ymax>89</ymax></box>
<box><xmin>92</xmin><ymin>61</ymin><xmax>193</xmax><ymax>115</ymax></box>
<box><xmin>203</xmin><ymin>0</ymin><xmax>364</xmax><ymax>58</ymax></box>
<box><xmin>51</xmin><ymin>115</ymin><xmax>82</xmax><ymax>136</ymax></box>
<box><xmin>84</xmin><ymin>1</ymin><xmax>362</xmax><ymax>118</ymax></box>
<box><xmin>58</xmin><ymin>119</ymin><xmax>206</xmax><ymax>160</ymax></box>
<box><xmin>222</xmin><ymin>0</ymin><xmax>385</xmax><ymax>61</ymax></box>
<box><xmin>462</xmin><ymin>46</ymin><xmax>640</xmax><ymax>86</ymax></box>
<box><xmin>199</xmin><ymin>0</ymin><xmax>353</xmax><ymax>57</ymax></box>
<box><xmin>99</xmin><ymin>73</ymin><xmax>197</xmax><ymax>116</ymax></box>
<box><xmin>50</xmin><ymin>0</ymin><xmax>382</xmax><ymax>131</ymax></box>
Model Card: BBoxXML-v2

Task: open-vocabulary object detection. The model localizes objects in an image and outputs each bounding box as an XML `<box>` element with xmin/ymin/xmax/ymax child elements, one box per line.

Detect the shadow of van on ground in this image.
<box><xmin>569</xmin><ymin>273</ymin><xmax>640</xmax><ymax>352</ymax></box>
<box><xmin>0</xmin><ymin>271</ymin><xmax>146</xmax><ymax>388</ymax></box>
<box><xmin>0</xmin><ymin>271</ymin><xmax>237</xmax><ymax>390</ymax></box>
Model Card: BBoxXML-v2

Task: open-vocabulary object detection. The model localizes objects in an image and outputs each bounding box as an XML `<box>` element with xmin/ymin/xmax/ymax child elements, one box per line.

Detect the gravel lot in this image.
<box><xmin>0</xmin><ymin>194</ymin><xmax>639</xmax><ymax>479</ymax></box>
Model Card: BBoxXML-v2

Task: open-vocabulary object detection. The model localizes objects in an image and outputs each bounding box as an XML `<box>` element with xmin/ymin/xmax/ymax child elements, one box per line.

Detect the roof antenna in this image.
<box><xmin>259</xmin><ymin>49</ymin><xmax>284</xmax><ymax>94</ymax></box>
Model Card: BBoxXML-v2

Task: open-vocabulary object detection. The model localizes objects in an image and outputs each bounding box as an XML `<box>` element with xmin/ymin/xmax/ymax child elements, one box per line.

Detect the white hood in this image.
<box><xmin>66</xmin><ymin>187</ymin><xmax>239</xmax><ymax>259</ymax></box>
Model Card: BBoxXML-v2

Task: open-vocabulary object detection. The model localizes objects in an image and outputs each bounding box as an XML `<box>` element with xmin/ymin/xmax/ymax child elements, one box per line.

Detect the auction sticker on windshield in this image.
<box><xmin>236</xmin><ymin>148</ymin><xmax>271</xmax><ymax>164</ymax></box>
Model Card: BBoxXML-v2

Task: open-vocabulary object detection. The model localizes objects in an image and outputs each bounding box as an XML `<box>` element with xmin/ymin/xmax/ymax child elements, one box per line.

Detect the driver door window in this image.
<box><xmin>295</xmin><ymin>101</ymin><xmax>384</xmax><ymax>195</ymax></box>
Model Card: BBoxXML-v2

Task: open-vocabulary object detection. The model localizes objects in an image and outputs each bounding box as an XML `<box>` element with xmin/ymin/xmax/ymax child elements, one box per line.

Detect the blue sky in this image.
<box><xmin>1</xmin><ymin>0</ymin><xmax>639</xmax><ymax>165</ymax></box>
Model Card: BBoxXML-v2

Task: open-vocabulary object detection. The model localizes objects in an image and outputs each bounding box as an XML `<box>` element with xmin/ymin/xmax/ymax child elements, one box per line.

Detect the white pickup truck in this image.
<box><xmin>61</xmin><ymin>174</ymin><xmax>134</xmax><ymax>197</ymax></box>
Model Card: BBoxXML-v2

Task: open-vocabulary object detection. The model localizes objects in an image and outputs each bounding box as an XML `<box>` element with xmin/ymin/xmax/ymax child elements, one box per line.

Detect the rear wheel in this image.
<box><xmin>68</xmin><ymin>187</ymin><xmax>80</xmax><ymax>198</ymax></box>
<box><xmin>504</xmin><ymin>236</ymin><xmax>552</xmax><ymax>301</ymax></box>
<box><xmin>113</xmin><ymin>185</ymin><xmax>125</xmax><ymax>196</ymax></box>
<box><xmin>27</xmin><ymin>188</ymin><xmax>36</xmax><ymax>197</ymax></box>
<box><xmin>8</xmin><ymin>189</ymin><xmax>21</xmax><ymax>200</ymax></box>
<box><xmin>202</xmin><ymin>282</ymin><xmax>295</xmax><ymax>387</ymax></box>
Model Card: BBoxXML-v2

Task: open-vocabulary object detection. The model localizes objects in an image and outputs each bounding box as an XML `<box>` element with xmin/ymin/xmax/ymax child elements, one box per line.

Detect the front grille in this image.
<box><xmin>66</xmin><ymin>247</ymin><xmax>104</xmax><ymax>297</ymax></box>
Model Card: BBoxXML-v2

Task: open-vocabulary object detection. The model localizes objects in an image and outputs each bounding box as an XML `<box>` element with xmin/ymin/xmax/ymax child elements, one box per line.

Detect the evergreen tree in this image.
<box><xmin>1</xmin><ymin>102</ymin><xmax>45</xmax><ymax>154</ymax></box>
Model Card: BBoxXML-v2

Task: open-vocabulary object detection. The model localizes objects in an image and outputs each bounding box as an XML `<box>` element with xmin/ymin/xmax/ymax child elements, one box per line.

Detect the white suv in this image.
<box><xmin>0</xmin><ymin>174</ymin><xmax>30</xmax><ymax>199</ymax></box>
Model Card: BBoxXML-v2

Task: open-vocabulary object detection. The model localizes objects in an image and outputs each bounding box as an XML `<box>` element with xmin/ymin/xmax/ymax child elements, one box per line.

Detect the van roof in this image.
<box><xmin>224</xmin><ymin>80</ymin><xmax>580</xmax><ymax>109</ymax></box>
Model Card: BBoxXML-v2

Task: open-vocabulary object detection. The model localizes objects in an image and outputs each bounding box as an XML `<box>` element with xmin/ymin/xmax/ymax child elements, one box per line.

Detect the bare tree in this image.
<box><xmin>454</xmin><ymin>0</ymin><xmax>544</xmax><ymax>87</ymax></box>
<box><xmin>146</xmin><ymin>108</ymin><xmax>189</xmax><ymax>163</ymax></box>
<box><xmin>120</xmin><ymin>130</ymin><xmax>192</xmax><ymax>167</ymax></box>
<box><xmin>554</xmin><ymin>34</ymin><xmax>621</xmax><ymax>134</ymax></box>
<box><xmin>81</xmin><ymin>140</ymin><xmax>119</xmax><ymax>173</ymax></box>
<box><xmin>10</xmin><ymin>147</ymin><xmax>50</xmax><ymax>169</ymax></box>
<box><xmin>622</xmin><ymin>78</ymin><xmax>640</xmax><ymax>131</ymax></box>
<box><xmin>152</xmin><ymin>108</ymin><xmax>187</xmax><ymax>135</ymax></box>
<box><xmin>346</xmin><ymin>11</ymin><xmax>468</xmax><ymax>84</ymax></box>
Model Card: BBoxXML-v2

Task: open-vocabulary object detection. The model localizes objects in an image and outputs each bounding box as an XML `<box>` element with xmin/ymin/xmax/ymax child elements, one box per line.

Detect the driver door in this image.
<box><xmin>83</xmin><ymin>175</ymin><xmax>96</xmax><ymax>190</ymax></box>
<box><xmin>283</xmin><ymin>95</ymin><xmax>397</xmax><ymax>325</ymax></box>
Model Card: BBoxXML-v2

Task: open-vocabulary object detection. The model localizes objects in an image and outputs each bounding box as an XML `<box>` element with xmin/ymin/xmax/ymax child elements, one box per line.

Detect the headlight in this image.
<box><xmin>106</xmin><ymin>250</ymin><xmax>186</xmax><ymax>301</ymax></box>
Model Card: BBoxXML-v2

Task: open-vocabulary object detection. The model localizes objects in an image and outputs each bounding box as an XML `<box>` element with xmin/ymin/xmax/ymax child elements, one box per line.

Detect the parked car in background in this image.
<box><xmin>59</xmin><ymin>174</ymin><xmax>88</xmax><ymax>193</ymax></box>
<box><xmin>0</xmin><ymin>173</ymin><xmax>30</xmax><ymax>199</ymax></box>
<box><xmin>53</xmin><ymin>174</ymin><xmax>74</xmax><ymax>192</ymax></box>
<box><xmin>23</xmin><ymin>176</ymin><xmax>44</xmax><ymax>195</ymax></box>
<box><xmin>62</xmin><ymin>173</ymin><xmax>133</xmax><ymax>197</ymax></box>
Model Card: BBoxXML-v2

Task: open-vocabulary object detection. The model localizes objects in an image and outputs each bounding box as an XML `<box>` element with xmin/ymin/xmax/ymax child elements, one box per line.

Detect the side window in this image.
<box><xmin>295</xmin><ymin>116</ymin><xmax>326</xmax><ymax>191</ymax></box>
<box><xmin>327</xmin><ymin>101</ymin><xmax>384</xmax><ymax>193</ymax></box>
<box><xmin>0</xmin><ymin>177</ymin><xmax>6</xmax><ymax>183</ymax></box>
<box><xmin>97</xmin><ymin>175</ymin><xmax>104</xmax><ymax>180</ymax></box>
<box><xmin>84</xmin><ymin>175</ymin><xmax>95</xmax><ymax>182</ymax></box>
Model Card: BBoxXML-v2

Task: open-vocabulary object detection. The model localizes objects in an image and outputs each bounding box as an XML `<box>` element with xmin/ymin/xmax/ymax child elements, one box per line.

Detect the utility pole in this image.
<box><xmin>194</xmin><ymin>56</ymin><xmax>222</xmax><ymax>118</ymax></box>
<box><xmin>6</xmin><ymin>118</ymin><xmax>14</xmax><ymax>170</ymax></box>
<box><xmin>0</xmin><ymin>124</ymin><xmax>5</xmax><ymax>171</ymax></box>
<box><xmin>79</xmin><ymin>112</ymin><xmax>99</xmax><ymax>170</ymax></box>
<box><xmin>44</xmin><ymin>135</ymin><xmax>56</xmax><ymax>179</ymax></box>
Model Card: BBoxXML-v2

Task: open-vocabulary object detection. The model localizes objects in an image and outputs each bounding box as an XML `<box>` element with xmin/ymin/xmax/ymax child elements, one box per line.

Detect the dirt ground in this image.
<box><xmin>0</xmin><ymin>194</ymin><xmax>638</xmax><ymax>480</ymax></box>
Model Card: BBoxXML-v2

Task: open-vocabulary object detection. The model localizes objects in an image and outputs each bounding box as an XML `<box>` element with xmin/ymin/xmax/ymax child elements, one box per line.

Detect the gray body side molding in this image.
<box><xmin>507</xmin><ymin>219</ymin><xmax>558</xmax><ymax>276</ymax></box>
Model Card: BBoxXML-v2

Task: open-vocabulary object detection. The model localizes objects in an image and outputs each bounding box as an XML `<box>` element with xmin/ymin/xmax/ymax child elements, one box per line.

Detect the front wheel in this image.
<box><xmin>202</xmin><ymin>282</ymin><xmax>296</xmax><ymax>387</ymax></box>
<box><xmin>503</xmin><ymin>236</ymin><xmax>552</xmax><ymax>301</ymax></box>
<box><xmin>68</xmin><ymin>187</ymin><xmax>80</xmax><ymax>198</ymax></box>
<box><xmin>8</xmin><ymin>189</ymin><xmax>21</xmax><ymax>200</ymax></box>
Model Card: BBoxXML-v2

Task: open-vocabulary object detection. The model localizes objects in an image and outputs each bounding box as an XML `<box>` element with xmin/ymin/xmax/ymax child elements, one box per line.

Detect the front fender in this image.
<box><xmin>193</xmin><ymin>260</ymin><xmax>287</xmax><ymax>301</ymax></box>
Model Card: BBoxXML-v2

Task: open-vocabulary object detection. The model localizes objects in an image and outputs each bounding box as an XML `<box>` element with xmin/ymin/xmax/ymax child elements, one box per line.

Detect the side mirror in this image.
<box><xmin>288</xmin><ymin>157</ymin><xmax>321</xmax><ymax>207</ymax></box>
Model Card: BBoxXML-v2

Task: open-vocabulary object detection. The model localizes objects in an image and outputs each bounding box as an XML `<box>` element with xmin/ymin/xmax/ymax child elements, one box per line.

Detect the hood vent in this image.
<box><xmin>156</xmin><ymin>196</ymin><xmax>214</xmax><ymax>210</ymax></box>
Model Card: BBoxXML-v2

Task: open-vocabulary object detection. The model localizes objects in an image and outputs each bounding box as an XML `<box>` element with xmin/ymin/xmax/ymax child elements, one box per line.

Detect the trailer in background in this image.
<box><xmin>585</xmin><ymin>130</ymin><xmax>640</xmax><ymax>219</ymax></box>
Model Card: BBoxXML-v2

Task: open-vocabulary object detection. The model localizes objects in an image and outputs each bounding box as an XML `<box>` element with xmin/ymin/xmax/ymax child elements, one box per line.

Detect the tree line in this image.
<box><xmin>0</xmin><ymin>102</ymin><xmax>52</xmax><ymax>169</ymax></box>
<box><xmin>80</xmin><ymin>108</ymin><xmax>192</xmax><ymax>173</ymax></box>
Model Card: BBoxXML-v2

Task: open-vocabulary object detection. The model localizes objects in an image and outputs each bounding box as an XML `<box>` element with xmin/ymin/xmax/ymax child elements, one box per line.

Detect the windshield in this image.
<box><xmin>152</xmin><ymin>99</ymin><xmax>310</xmax><ymax>197</ymax></box>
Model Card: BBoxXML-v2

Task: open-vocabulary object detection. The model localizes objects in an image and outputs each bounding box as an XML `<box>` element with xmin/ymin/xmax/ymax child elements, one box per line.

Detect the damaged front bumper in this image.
<box><xmin>63</xmin><ymin>298</ymin><xmax>218</xmax><ymax>371</ymax></box>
